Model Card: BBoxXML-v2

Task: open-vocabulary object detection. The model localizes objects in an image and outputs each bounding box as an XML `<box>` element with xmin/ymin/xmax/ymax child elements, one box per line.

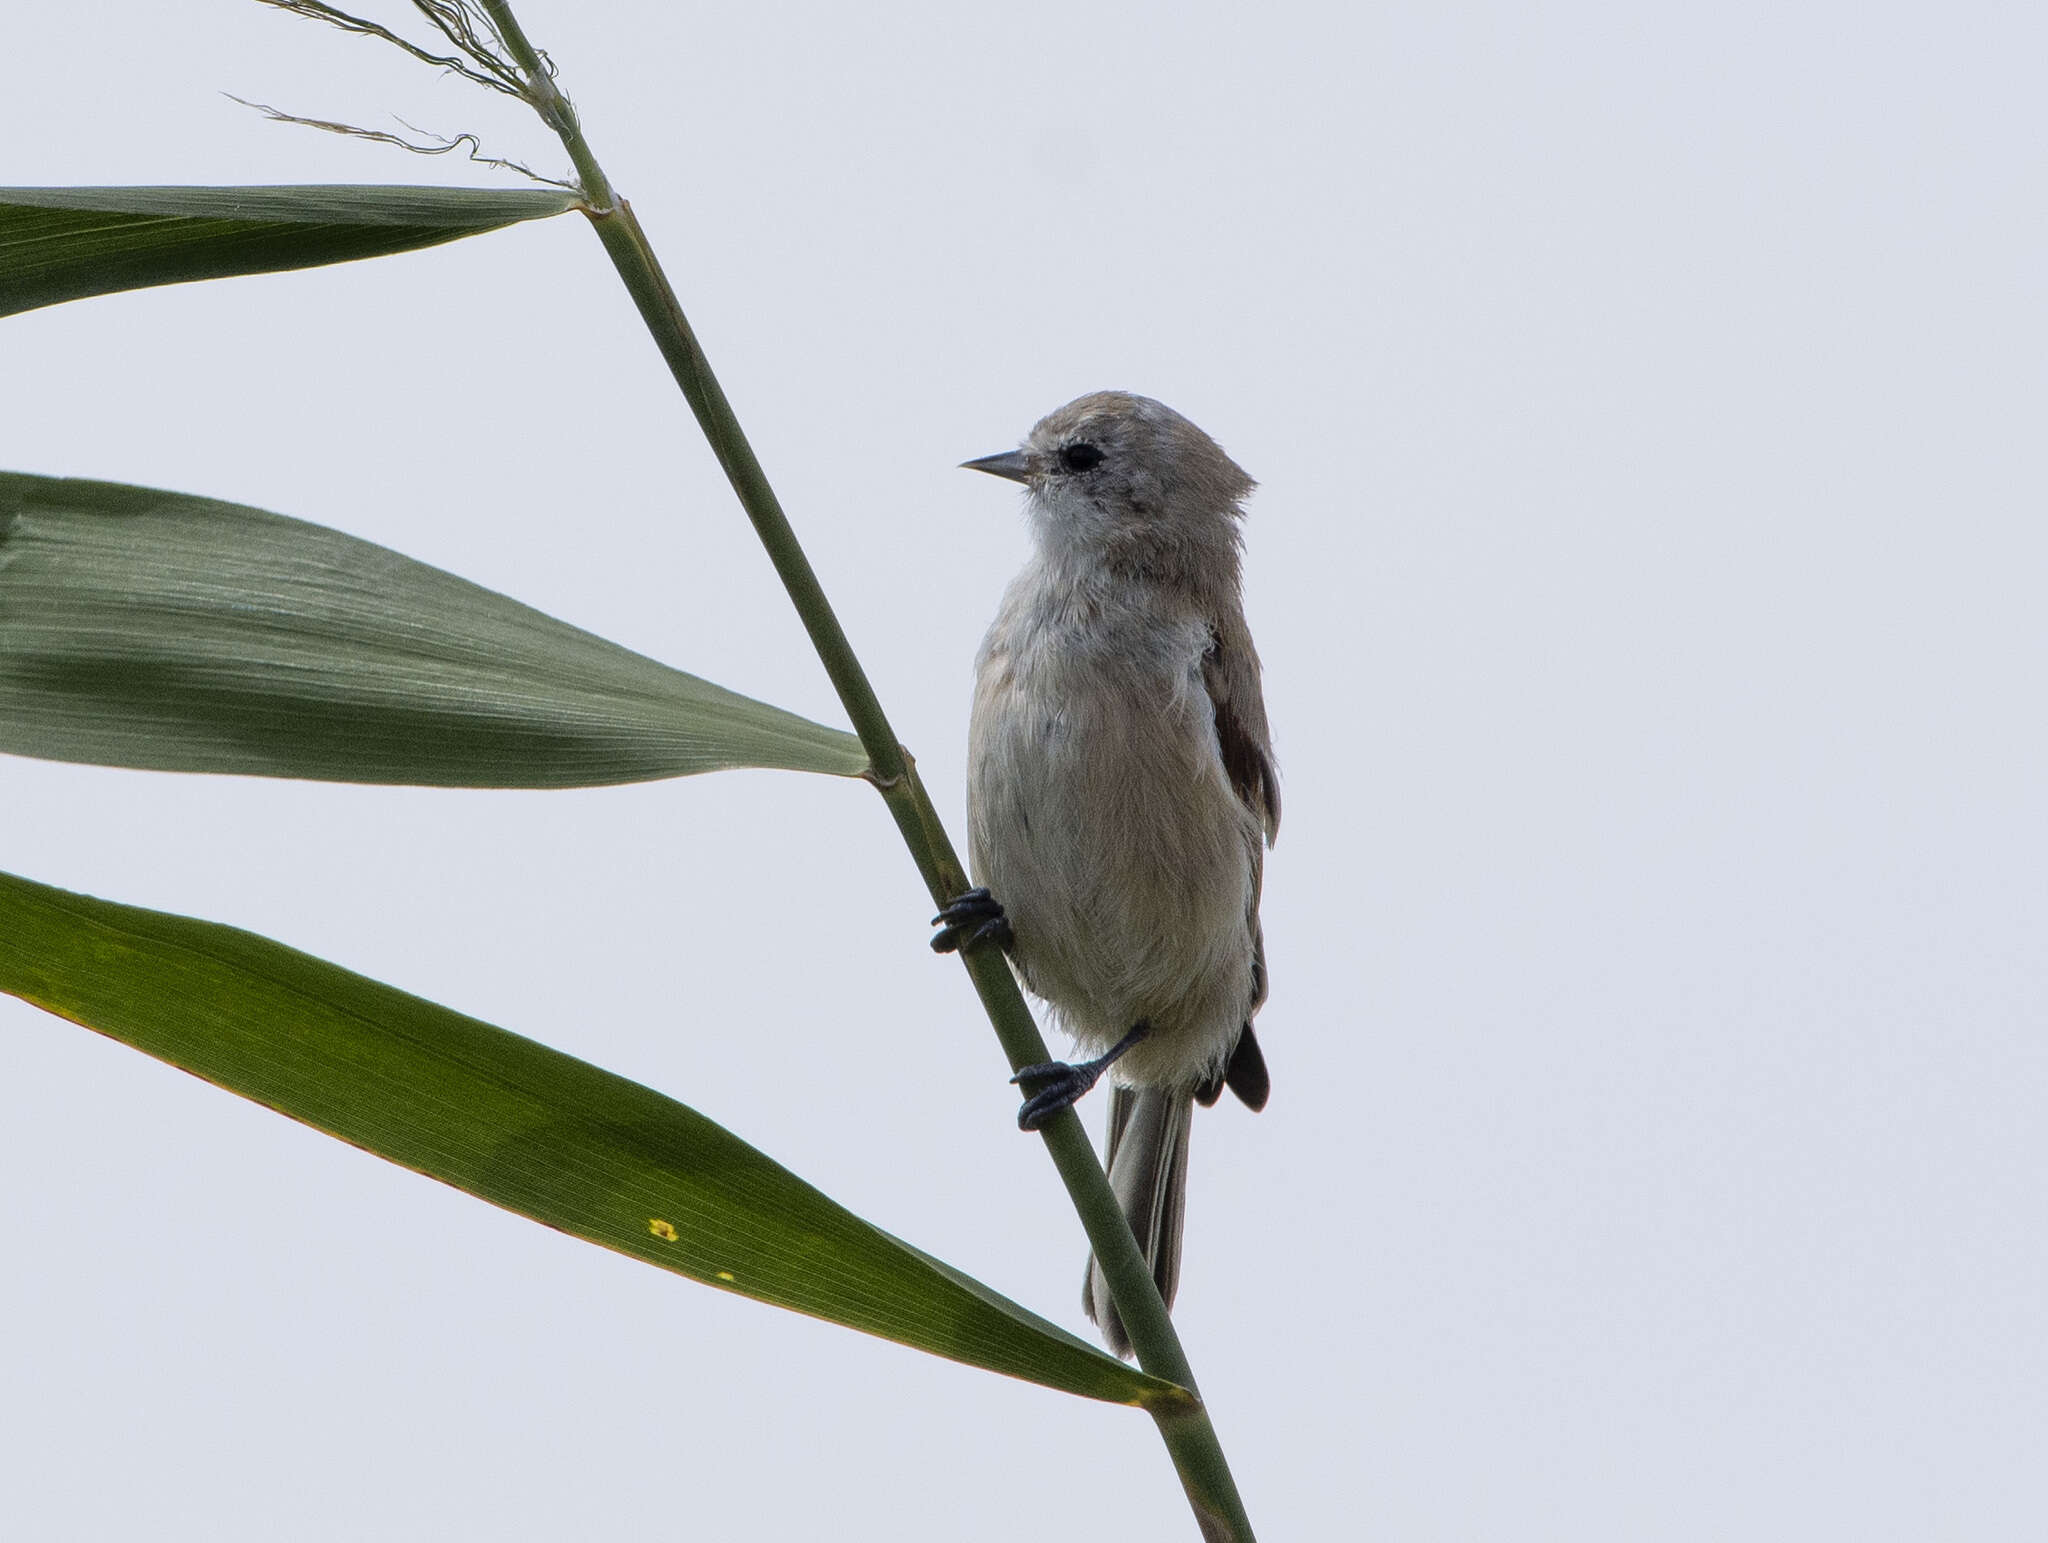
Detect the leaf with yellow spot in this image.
<box><xmin>0</xmin><ymin>868</ymin><xmax>1189</xmax><ymax>1411</ymax></box>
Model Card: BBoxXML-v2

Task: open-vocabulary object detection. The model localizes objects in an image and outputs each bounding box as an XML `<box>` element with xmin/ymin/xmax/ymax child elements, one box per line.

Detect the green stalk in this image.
<box><xmin>475</xmin><ymin>5</ymin><xmax>1255</xmax><ymax>1536</ymax></box>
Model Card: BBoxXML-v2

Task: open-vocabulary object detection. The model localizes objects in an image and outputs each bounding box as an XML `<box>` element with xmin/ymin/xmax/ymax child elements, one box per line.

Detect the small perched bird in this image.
<box><xmin>932</xmin><ymin>391</ymin><xmax>1278</xmax><ymax>1358</ymax></box>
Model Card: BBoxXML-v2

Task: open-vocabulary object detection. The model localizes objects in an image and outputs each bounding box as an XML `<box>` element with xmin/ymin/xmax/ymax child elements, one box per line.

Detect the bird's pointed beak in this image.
<box><xmin>960</xmin><ymin>450</ymin><xmax>1033</xmax><ymax>484</ymax></box>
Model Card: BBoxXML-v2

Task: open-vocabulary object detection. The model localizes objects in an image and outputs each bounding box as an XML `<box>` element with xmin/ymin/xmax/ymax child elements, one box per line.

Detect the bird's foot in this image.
<box><xmin>1010</xmin><ymin>1021</ymin><xmax>1152</xmax><ymax>1131</ymax></box>
<box><xmin>930</xmin><ymin>887</ymin><xmax>1013</xmax><ymax>954</ymax></box>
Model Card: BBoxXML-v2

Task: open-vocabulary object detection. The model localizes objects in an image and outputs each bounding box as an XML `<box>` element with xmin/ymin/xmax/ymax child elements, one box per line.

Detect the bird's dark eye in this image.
<box><xmin>1058</xmin><ymin>442</ymin><xmax>1105</xmax><ymax>473</ymax></box>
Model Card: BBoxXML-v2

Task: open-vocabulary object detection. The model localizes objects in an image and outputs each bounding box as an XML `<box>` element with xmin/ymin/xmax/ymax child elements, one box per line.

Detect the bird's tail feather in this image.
<box><xmin>1083</xmin><ymin>1084</ymin><xmax>1193</xmax><ymax>1359</ymax></box>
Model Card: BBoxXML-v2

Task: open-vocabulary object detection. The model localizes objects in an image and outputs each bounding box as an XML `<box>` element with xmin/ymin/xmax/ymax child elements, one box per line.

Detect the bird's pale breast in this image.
<box><xmin>967</xmin><ymin>587</ymin><xmax>1257</xmax><ymax>1089</ymax></box>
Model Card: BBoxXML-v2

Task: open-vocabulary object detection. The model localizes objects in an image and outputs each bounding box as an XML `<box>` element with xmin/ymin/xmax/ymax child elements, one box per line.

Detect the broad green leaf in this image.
<box><xmin>0</xmin><ymin>472</ymin><xmax>867</xmax><ymax>784</ymax></box>
<box><xmin>0</xmin><ymin>185</ymin><xmax>579</xmax><ymax>318</ymax></box>
<box><xmin>0</xmin><ymin>869</ymin><xmax>1188</xmax><ymax>1410</ymax></box>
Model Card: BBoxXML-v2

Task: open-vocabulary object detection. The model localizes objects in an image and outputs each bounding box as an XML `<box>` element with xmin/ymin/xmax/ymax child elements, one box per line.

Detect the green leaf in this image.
<box><xmin>0</xmin><ymin>472</ymin><xmax>867</xmax><ymax>784</ymax></box>
<box><xmin>0</xmin><ymin>868</ymin><xmax>1188</xmax><ymax>1410</ymax></box>
<box><xmin>0</xmin><ymin>185</ymin><xmax>580</xmax><ymax>318</ymax></box>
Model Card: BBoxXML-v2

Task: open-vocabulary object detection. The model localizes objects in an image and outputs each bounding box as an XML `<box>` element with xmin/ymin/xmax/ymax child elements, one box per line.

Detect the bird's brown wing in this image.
<box><xmin>1204</xmin><ymin>615</ymin><xmax>1280</xmax><ymax>847</ymax></box>
<box><xmin>1202</xmin><ymin>616</ymin><xmax>1279</xmax><ymax>1112</ymax></box>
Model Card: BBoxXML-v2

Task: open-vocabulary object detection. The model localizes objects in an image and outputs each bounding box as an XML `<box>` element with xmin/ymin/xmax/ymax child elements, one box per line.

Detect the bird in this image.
<box><xmin>931</xmin><ymin>390</ymin><xmax>1278</xmax><ymax>1358</ymax></box>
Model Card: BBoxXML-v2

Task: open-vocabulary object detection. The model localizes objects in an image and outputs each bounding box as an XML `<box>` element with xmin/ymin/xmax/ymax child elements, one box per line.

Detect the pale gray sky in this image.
<box><xmin>4</xmin><ymin>3</ymin><xmax>2045</xmax><ymax>1539</ymax></box>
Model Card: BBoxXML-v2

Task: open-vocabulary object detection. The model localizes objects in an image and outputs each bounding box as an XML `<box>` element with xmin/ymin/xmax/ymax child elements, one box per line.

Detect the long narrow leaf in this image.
<box><xmin>0</xmin><ymin>472</ymin><xmax>867</xmax><ymax>784</ymax></box>
<box><xmin>0</xmin><ymin>185</ymin><xmax>579</xmax><ymax>318</ymax></box>
<box><xmin>0</xmin><ymin>869</ymin><xmax>1188</xmax><ymax>1411</ymax></box>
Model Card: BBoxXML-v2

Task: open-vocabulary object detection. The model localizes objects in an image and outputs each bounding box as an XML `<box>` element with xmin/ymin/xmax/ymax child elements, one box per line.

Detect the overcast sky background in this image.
<box><xmin>4</xmin><ymin>3</ymin><xmax>2044</xmax><ymax>1539</ymax></box>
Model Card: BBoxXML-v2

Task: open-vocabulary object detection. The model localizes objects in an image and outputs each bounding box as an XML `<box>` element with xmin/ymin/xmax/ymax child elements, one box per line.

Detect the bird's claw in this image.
<box><xmin>930</xmin><ymin>887</ymin><xmax>1013</xmax><ymax>954</ymax></box>
<box><xmin>1008</xmin><ymin>1021</ymin><xmax>1152</xmax><ymax>1131</ymax></box>
<box><xmin>1011</xmin><ymin>1061</ymin><xmax>1104</xmax><ymax>1130</ymax></box>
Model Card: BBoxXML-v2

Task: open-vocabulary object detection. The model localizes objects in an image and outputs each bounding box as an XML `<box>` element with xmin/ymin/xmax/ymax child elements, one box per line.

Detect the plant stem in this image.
<box><xmin>475</xmin><ymin>4</ymin><xmax>1256</xmax><ymax>1536</ymax></box>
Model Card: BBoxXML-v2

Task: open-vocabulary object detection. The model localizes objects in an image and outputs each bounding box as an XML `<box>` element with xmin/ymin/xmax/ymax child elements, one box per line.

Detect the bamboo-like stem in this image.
<box><xmin>472</xmin><ymin>5</ymin><xmax>1256</xmax><ymax>1536</ymax></box>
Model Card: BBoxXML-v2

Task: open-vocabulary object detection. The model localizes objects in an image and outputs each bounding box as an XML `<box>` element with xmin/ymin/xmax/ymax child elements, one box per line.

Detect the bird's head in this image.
<box><xmin>963</xmin><ymin>391</ymin><xmax>1254</xmax><ymax>588</ymax></box>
